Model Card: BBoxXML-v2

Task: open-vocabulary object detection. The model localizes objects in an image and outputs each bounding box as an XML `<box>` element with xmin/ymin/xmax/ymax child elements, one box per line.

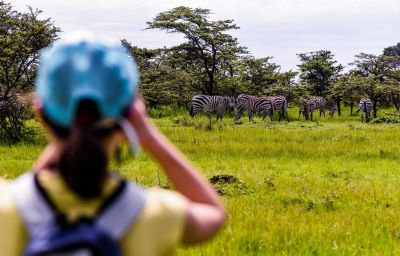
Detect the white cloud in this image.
<box><xmin>11</xmin><ymin>0</ymin><xmax>400</xmax><ymax>71</ymax></box>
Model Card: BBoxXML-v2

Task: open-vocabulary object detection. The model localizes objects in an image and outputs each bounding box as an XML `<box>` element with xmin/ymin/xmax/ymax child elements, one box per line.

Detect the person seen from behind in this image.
<box><xmin>0</xmin><ymin>32</ymin><xmax>225</xmax><ymax>256</ymax></box>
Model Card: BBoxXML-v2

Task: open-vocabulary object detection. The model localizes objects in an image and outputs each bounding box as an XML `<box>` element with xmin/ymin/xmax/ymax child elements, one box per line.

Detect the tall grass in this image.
<box><xmin>0</xmin><ymin>107</ymin><xmax>399</xmax><ymax>255</ymax></box>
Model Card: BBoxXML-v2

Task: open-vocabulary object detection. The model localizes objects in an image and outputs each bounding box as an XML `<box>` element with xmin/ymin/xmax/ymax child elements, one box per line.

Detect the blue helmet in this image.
<box><xmin>35</xmin><ymin>33</ymin><xmax>139</xmax><ymax>128</ymax></box>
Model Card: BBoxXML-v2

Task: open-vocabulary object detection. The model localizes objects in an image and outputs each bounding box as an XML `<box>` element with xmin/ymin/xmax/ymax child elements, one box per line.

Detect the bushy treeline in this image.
<box><xmin>0</xmin><ymin>3</ymin><xmax>399</xmax><ymax>142</ymax></box>
<box><xmin>127</xmin><ymin>6</ymin><xmax>400</xmax><ymax>118</ymax></box>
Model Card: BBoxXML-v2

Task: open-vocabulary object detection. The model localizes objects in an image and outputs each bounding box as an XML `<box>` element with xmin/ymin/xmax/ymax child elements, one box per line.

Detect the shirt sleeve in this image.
<box><xmin>121</xmin><ymin>188</ymin><xmax>188</xmax><ymax>256</ymax></box>
<box><xmin>0</xmin><ymin>180</ymin><xmax>28</xmax><ymax>256</ymax></box>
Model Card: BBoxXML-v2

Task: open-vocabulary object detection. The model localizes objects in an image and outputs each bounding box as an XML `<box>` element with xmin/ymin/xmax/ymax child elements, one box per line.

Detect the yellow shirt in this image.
<box><xmin>0</xmin><ymin>172</ymin><xmax>187</xmax><ymax>256</ymax></box>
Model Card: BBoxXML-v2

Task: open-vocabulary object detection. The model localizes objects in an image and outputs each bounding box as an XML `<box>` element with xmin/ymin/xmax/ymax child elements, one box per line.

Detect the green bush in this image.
<box><xmin>371</xmin><ymin>112</ymin><xmax>400</xmax><ymax>124</ymax></box>
<box><xmin>0</xmin><ymin>98</ymin><xmax>35</xmax><ymax>144</ymax></box>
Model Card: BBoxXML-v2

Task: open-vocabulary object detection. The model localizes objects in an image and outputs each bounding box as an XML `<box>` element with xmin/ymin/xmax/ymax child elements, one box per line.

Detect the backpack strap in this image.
<box><xmin>95</xmin><ymin>181</ymin><xmax>146</xmax><ymax>239</ymax></box>
<box><xmin>12</xmin><ymin>172</ymin><xmax>56</xmax><ymax>237</ymax></box>
<box><xmin>12</xmin><ymin>172</ymin><xmax>146</xmax><ymax>240</ymax></box>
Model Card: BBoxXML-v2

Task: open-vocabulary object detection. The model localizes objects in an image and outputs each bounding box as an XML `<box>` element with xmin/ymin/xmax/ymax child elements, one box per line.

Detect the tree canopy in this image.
<box><xmin>146</xmin><ymin>6</ymin><xmax>247</xmax><ymax>95</ymax></box>
<box><xmin>383</xmin><ymin>42</ymin><xmax>400</xmax><ymax>57</ymax></box>
<box><xmin>0</xmin><ymin>1</ymin><xmax>59</xmax><ymax>100</ymax></box>
<box><xmin>0</xmin><ymin>1</ymin><xmax>59</xmax><ymax>143</ymax></box>
<box><xmin>297</xmin><ymin>50</ymin><xmax>343</xmax><ymax>97</ymax></box>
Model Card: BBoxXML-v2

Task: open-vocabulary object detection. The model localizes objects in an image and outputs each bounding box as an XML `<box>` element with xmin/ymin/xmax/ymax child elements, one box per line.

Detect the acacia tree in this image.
<box><xmin>236</xmin><ymin>56</ymin><xmax>280</xmax><ymax>95</ymax></box>
<box><xmin>122</xmin><ymin>40</ymin><xmax>199</xmax><ymax>109</ymax></box>
<box><xmin>0</xmin><ymin>1</ymin><xmax>59</xmax><ymax>143</ymax></box>
<box><xmin>331</xmin><ymin>74</ymin><xmax>368</xmax><ymax>115</ymax></box>
<box><xmin>382</xmin><ymin>45</ymin><xmax>400</xmax><ymax>110</ymax></box>
<box><xmin>339</xmin><ymin>75</ymin><xmax>398</xmax><ymax>118</ymax></box>
<box><xmin>351</xmin><ymin>52</ymin><xmax>400</xmax><ymax>111</ymax></box>
<box><xmin>383</xmin><ymin>42</ymin><xmax>400</xmax><ymax>57</ymax></box>
<box><xmin>297</xmin><ymin>50</ymin><xmax>344</xmax><ymax>114</ymax></box>
<box><xmin>146</xmin><ymin>6</ymin><xmax>246</xmax><ymax>95</ymax></box>
<box><xmin>351</xmin><ymin>53</ymin><xmax>400</xmax><ymax>80</ymax></box>
<box><xmin>0</xmin><ymin>2</ymin><xmax>59</xmax><ymax>100</ymax></box>
<box><xmin>263</xmin><ymin>71</ymin><xmax>303</xmax><ymax>104</ymax></box>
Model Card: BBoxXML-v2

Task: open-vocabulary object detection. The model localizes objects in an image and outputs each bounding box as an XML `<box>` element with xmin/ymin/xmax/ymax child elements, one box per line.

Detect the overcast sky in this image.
<box><xmin>12</xmin><ymin>0</ymin><xmax>400</xmax><ymax>71</ymax></box>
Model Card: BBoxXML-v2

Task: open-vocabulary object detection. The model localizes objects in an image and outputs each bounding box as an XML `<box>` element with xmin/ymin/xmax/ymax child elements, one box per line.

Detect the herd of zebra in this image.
<box><xmin>190</xmin><ymin>94</ymin><xmax>375</xmax><ymax>124</ymax></box>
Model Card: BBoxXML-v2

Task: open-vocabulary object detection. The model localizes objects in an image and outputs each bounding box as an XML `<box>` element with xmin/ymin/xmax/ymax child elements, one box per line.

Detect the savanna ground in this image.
<box><xmin>1</xmin><ymin>107</ymin><xmax>399</xmax><ymax>255</ymax></box>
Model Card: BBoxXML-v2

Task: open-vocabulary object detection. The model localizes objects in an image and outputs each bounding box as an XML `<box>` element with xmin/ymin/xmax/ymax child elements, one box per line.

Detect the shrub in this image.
<box><xmin>209</xmin><ymin>174</ymin><xmax>253</xmax><ymax>196</ymax></box>
<box><xmin>371</xmin><ymin>112</ymin><xmax>400</xmax><ymax>124</ymax></box>
<box><xmin>0</xmin><ymin>97</ymin><xmax>34</xmax><ymax>144</ymax></box>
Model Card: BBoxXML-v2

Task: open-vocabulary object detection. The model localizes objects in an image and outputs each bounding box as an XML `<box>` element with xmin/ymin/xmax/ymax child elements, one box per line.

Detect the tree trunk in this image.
<box><xmin>373</xmin><ymin>98</ymin><xmax>378</xmax><ymax>118</ymax></box>
<box><xmin>389</xmin><ymin>92</ymin><xmax>399</xmax><ymax>111</ymax></box>
<box><xmin>209</xmin><ymin>48</ymin><xmax>217</xmax><ymax>96</ymax></box>
<box><xmin>350</xmin><ymin>102</ymin><xmax>354</xmax><ymax>115</ymax></box>
<box><xmin>208</xmin><ymin>74</ymin><xmax>214</xmax><ymax>95</ymax></box>
<box><xmin>336</xmin><ymin>98</ymin><xmax>341</xmax><ymax>116</ymax></box>
<box><xmin>393</xmin><ymin>98</ymin><xmax>399</xmax><ymax>111</ymax></box>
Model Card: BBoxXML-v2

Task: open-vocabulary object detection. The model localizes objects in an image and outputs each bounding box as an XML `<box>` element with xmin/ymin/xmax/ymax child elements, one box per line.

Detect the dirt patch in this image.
<box><xmin>209</xmin><ymin>174</ymin><xmax>253</xmax><ymax>196</ymax></box>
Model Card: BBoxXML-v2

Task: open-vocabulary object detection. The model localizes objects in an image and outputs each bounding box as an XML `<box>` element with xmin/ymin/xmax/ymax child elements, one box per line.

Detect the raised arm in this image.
<box><xmin>128</xmin><ymin>98</ymin><xmax>226</xmax><ymax>244</ymax></box>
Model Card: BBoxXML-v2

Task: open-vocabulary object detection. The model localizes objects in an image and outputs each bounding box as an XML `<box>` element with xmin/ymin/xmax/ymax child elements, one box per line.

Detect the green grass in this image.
<box><xmin>1</xmin><ymin>107</ymin><xmax>400</xmax><ymax>255</ymax></box>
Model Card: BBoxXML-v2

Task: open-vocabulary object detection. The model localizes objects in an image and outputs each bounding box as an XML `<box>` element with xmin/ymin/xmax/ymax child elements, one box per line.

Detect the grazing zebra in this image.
<box><xmin>267</xmin><ymin>95</ymin><xmax>289</xmax><ymax>122</ymax></box>
<box><xmin>234</xmin><ymin>94</ymin><xmax>273</xmax><ymax>122</ymax></box>
<box><xmin>299</xmin><ymin>98</ymin><xmax>318</xmax><ymax>121</ymax></box>
<box><xmin>301</xmin><ymin>96</ymin><xmax>335</xmax><ymax>121</ymax></box>
<box><xmin>190</xmin><ymin>95</ymin><xmax>236</xmax><ymax>124</ymax></box>
<box><xmin>356</xmin><ymin>98</ymin><xmax>373</xmax><ymax>123</ymax></box>
<box><xmin>309</xmin><ymin>96</ymin><xmax>335</xmax><ymax>118</ymax></box>
<box><xmin>298</xmin><ymin>97</ymin><xmax>306</xmax><ymax>118</ymax></box>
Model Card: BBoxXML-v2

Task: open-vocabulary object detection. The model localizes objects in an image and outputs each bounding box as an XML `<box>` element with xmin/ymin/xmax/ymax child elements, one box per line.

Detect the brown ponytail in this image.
<box><xmin>59</xmin><ymin>124</ymin><xmax>107</xmax><ymax>198</ymax></box>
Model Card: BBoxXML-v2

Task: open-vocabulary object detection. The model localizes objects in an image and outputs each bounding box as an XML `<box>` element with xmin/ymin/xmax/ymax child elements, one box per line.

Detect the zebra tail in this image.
<box><xmin>284</xmin><ymin>100</ymin><xmax>289</xmax><ymax>121</ymax></box>
<box><xmin>282</xmin><ymin>100</ymin><xmax>287</xmax><ymax>113</ymax></box>
<box><xmin>270</xmin><ymin>103</ymin><xmax>274</xmax><ymax>116</ymax></box>
<box><xmin>189</xmin><ymin>105</ymin><xmax>194</xmax><ymax>117</ymax></box>
<box><xmin>363</xmin><ymin>101</ymin><xmax>367</xmax><ymax>112</ymax></box>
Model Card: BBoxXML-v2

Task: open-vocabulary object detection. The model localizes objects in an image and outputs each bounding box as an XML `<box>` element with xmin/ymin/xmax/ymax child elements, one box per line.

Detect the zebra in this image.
<box><xmin>234</xmin><ymin>94</ymin><xmax>273</xmax><ymax>122</ymax></box>
<box><xmin>301</xmin><ymin>96</ymin><xmax>335</xmax><ymax>121</ymax></box>
<box><xmin>298</xmin><ymin>97</ymin><xmax>306</xmax><ymax>118</ymax></box>
<box><xmin>299</xmin><ymin>98</ymin><xmax>318</xmax><ymax>121</ymax></box>
<box><xmin>309</xmin><ymin>96</ymin><xmax>335</xmax><ymax>118</ymax></box>
<box><xmin>190</xmin><ymin>95</ymin><xmax>236</xmax><ymax>124</ymax></box>
<box><xmin>356</xmin><ymin>98</ymin><xmax>373</xmax><ymax>123</ymax></box>
<box><xmin>266</xmin><ymin>95</ymin><xmax>289</xmax><ymax>122</ymax></box>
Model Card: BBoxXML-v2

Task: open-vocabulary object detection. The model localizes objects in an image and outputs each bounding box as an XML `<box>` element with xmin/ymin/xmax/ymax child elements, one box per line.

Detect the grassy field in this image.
<box><xmin>1</xmin><ymin>107</ymin><xmax>400</xmax><ymax>255</ymax></box>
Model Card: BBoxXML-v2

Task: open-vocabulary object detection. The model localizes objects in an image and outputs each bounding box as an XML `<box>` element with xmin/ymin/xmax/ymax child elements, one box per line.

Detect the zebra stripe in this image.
<box><xmin>234</xmin><ymin>94</ymin><xmax>273</xmax><ymax>122</ymax></box>
<box><xmin>266</xmin><ymin>95</ymin><xmax>289</xmax><ymax>122</ymax></box>
<box><xmin>190</xmin><ymin>95</ymin><xmax>235</xmax><ymax>123</ymax></box>
<box><xmin>299</xmin><ymin>97</ymin><xmax>318</xmax><ymax>121</ymax></box>
<box><xmin>301</xmin><ymin>96</ymin><xmax>335</xmax><ymax>120</ymax></box>
<box><xmin>309</xmin><ymin>96</ymin><xmax>335</xmax><ymax>118</ymax></box>
<box><xmin>356</xmin><ymin>98</ymin><xmax>373</xmax><ymax>123</ymax></box>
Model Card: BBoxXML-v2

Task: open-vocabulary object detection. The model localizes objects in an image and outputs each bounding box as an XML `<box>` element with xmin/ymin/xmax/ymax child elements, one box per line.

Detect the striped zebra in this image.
<box><xmin>298</xmin><ymin>98</ymin><xmax>307</xmax><ymax>119</ymax></box>
<box><xmin>301</xmin><ymin>96</ymin><xmax>335</xmax><ymax>121</ymax></box>
<box><xmin>299</xmin><ymin>97</ymin><xmax>318</xmax><ymax>121</ymax></box>
<box><xmin>266</xmin><ymin>95</ymin><xmax>289</xmax><ymax>122</ymax></box>
<box><xmin>356</xmin><ymin>98</ymin><xmax>373</xmax><ymax>123</ymax></box>
<box><xmin>234</xmin><ymin>94</ymin><xmax>273</xmax><ymax>122</ymax></box>
<box><xmin>190</xmin><ymin>95</ymin><xmax>236</xmax><ymax>124</ymax></box>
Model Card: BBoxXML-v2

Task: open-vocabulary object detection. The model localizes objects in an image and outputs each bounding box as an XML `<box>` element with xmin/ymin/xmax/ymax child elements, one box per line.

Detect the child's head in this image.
<box><xmin>36</xmin><ymin>31</ymin><xmax>139</xmax><ymax>130</ymax></box>
<box><xmin>35</xmin><ymin>32</ymin><xmax>139</xmax><ymax>197</ymax></box>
